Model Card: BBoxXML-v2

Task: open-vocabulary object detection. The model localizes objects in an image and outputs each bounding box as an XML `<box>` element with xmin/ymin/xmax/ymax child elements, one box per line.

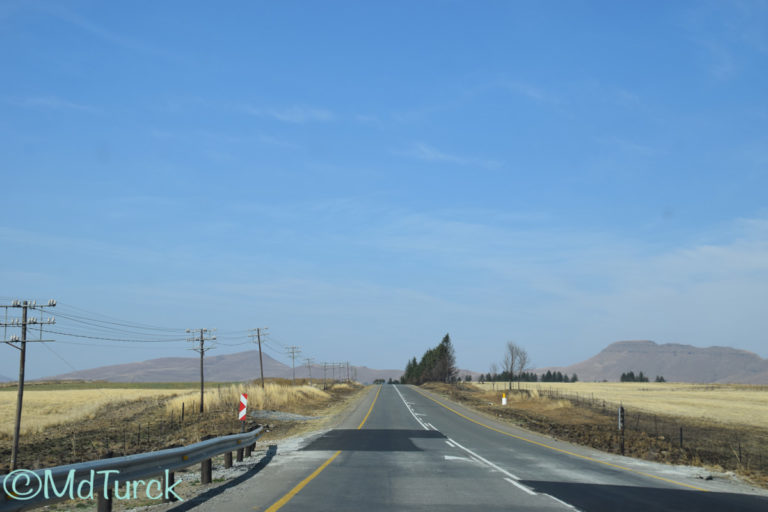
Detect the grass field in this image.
<box><xmin>164</xmin><ymin>382</ymin><xmax>331</xmax><ymax>416</ymax></box>
<box><xmin>0</xmin><ymin>387</ymin><xmax>188</xmax><ymax>438</ymax></box>
<box><xmin>0</xmin><ymin>379</ymin><xmax>347</xmax><ymax>438</ymax></box>
<box><xmin>473</xmin><ymin>381</ymin><xmax>768</xmax><ymax>429</ymax></box>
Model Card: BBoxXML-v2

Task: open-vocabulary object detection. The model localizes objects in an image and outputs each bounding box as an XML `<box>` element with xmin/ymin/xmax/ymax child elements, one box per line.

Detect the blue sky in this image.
<box><xmin>1</xmin><ymin>1</ymin><xmax>767</xmax><ymax>379</ymax></box>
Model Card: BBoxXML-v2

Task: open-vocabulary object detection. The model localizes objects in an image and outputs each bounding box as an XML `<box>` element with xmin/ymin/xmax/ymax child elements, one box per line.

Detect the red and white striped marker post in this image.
<box><xmin>239</xmin><ymin>393</ymin><xmax>247</xmax><ymax>431</ymax></box>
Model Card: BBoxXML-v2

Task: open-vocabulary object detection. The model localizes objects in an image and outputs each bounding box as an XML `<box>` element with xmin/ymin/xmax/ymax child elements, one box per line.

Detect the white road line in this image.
<box><xmin>504</xmin><ymin>477</ymin><xmax>537</xmax><ymax>496</ymax></box>
<box><xmin>447</xmin><ymin>438</ymin><xmax>521</xmax><ymax>481</ymax></box>
<box><xmin>545</xmin><ymin>494</ymin><xmax>580</xmax><ymax>511</ymax></box>
<box><xmin>394</xmin><ymin>385</ymin><xmax>429</xmax><ymax>430</ymax></box>
<box><xmin>445</xmin><ymin>440</ymin><xmax>457</xmax><ymax>448</ymax></box>
<box><xmin>444</xmin><ymin>455</ymin><xmax>473</xmax><ymax>462</ymax></box>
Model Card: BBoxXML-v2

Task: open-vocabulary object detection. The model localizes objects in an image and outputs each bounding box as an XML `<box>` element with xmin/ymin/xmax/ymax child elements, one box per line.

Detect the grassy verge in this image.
<box><xmin>421</xmin><ymin>382</ymin><xmax>768</xmax><ymax>487</ymax></box>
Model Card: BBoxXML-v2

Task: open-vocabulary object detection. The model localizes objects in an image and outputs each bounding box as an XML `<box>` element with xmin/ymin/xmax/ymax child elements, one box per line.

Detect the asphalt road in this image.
<box><xmin>179</xmin><ymin>384</ymin><xmax>768</xmax><ymax>511</ymax></box>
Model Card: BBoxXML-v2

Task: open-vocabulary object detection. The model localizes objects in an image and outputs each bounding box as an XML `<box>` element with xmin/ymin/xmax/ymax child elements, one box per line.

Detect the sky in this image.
<box><xmin>1</xmin><ymin>1</ymin><xmax>767</xmax><ymax>380</ymax></box>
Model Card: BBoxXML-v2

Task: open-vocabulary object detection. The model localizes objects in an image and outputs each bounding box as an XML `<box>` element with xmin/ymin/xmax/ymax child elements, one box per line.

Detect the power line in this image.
<box><xmin>40</xmin><ymin>329</ymin><xmax>187</xmax><ymax>343</ymax></box>
<box><xmin>55</xmin><ymin>303</ymin><xmax>183</xmax><ymax>331</ymax></box>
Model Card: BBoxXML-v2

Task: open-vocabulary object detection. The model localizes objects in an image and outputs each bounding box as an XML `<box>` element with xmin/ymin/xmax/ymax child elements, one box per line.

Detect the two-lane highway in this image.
<box><xmin>182</xmin><ymin>385</ymin><xmax>768</xmax><ymax>511</ymax></box>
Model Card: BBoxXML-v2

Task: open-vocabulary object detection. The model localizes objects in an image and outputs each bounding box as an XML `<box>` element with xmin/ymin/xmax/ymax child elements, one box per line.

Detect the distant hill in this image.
<box><xmin>47</xmin><ymin>350</ymin><xmax>405</xmax><ymax>384</ymax></box>
<box><xmin>0</xmin><ymin>374</ymin><xmax>12</xmax><ymax>382</ymax></box>
<box><xmin>538</xmin><ymin>340</ymin><xmax>768</xmax><ymax>383</ymax></box>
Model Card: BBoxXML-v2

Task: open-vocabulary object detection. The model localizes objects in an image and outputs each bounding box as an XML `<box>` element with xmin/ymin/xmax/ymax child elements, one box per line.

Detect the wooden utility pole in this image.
<box><xmin>249</xmin><ymin>328</ymin><xmax>268</xmax><ymax>389</ymax></box>
<box><xmin>187</xmin><ymin>328</ymin><xmax>216</xmax><ymax>413</ymax></box>
<box><xmin>304</xmin><ymin>358</ymin><xmax>314</xmax><ymax>383</ymax></box>
<box><xmin>2</xmin><ymin>299</ymin><xmax>56</xmax><ymax>470</ymax></box>
<box><xmin>286</xmin><ymin>346</ymin><xmax>301</xmax><ymax>385</ymax></box>
<box><xmin>323</xmin><ymin>362</ymin><xmax>327</xmax><ymax>390</ymax></box>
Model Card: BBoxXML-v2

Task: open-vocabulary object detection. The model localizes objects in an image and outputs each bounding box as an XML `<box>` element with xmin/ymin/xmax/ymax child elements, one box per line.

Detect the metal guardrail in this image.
<box><xmin>1</xmin><ymin>426</ymin><xmax>264</xmax><ymax>512</ymax></box>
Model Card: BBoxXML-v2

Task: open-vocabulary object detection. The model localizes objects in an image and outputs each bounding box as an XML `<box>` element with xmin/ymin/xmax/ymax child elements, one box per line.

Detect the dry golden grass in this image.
<box><xmin>164</xmin><ymin>382</ymin><xmax>330</xmax><ymax>416</ymax></box>
<box><xmin>472</xmin><ymin>381</ymin><xmax>768</xmax><ymax>428</ymax></box>
<box><xmin>0</xmin><ymin>388</ymin><xmax>184</xmax><ymax>438</ymax></box>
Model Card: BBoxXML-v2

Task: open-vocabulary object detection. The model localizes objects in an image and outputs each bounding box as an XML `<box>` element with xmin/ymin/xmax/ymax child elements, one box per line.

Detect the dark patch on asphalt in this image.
<box><xmin>302</xmin><ymin>429</ymin><xmax>445</xmax><ymax>452</ymax></box>
<box><xmin>521</xmin><ymin>480</ymin><xmax>768</xmax><ymax>512</ymax></box>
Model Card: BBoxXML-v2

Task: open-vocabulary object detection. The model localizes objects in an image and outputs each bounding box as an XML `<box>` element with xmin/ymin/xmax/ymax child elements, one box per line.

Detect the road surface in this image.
<box><xmin>177</xmin><ymin>384</ymin><xmax>768</xmax><ymax>511</ymax></box>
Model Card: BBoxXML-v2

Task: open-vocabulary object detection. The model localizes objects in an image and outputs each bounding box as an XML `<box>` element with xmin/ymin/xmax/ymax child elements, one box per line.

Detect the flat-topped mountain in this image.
<box><xmin>539</xmin><ymin>340</ymin><xmax>768</xmax><ymax>383</ymax></box>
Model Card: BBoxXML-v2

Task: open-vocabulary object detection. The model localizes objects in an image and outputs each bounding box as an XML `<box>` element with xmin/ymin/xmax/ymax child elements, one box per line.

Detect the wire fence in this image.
<box><xmin>531</xmin><ymin>386</ymin><xmax>768</xmax><ymax>475</ymax></box>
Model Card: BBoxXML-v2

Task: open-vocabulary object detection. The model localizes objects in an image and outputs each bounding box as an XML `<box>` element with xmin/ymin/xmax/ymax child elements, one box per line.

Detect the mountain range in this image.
<box><xmin>34</xmin><ymin>340</ymin><xmax>768</xmax><ymax>385</ymax></box>
<box><xmin>538</xmin><ymin>340</ymin><xmax>768</xmax><ymax>383</ymax></box>
<box><xmin>48</xmin><ymin>350</ymin><xmax>405</xmax><ymax>384</ymax></box>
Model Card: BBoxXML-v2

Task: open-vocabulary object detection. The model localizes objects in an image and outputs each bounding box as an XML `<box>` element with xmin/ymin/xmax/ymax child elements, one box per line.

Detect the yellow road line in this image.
<box><xmin>410</xmin><ymin>386</ymin><xmax>708</xmax><ymax>492</ymax></box>
<box><xmin>263</xmin><ymin>450</ymin><xmax>341</xmax><ymax>512</ymax></box>
<box><xmin>357</xmin><ymin>385</ymin><xmax>381</xmax><ymax>429</ymax></box>
<box><xmin>261</xmin><ymin>385</ymin><xmax>382</xmax><ymax>511</ymax></box>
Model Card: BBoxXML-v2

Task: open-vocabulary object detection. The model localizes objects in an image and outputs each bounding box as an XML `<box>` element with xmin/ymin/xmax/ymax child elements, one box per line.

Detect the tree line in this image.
<box><xmin>620</xmin><ymin>370</ymin><xmax>666</xmax><ymax>382</ymax></box>
<box><xmin>478</xmin><ymin>370</ymin><xmax>578</xmax><ymax>383</ymax></box>
<box><xmin>401</xmin><ymin>334</ymin><xmax>458</xmax><ymax>384</ymax></box>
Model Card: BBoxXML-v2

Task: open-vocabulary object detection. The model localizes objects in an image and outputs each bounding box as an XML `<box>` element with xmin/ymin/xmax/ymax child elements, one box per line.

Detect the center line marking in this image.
<box><xmin>505</xmin><ymin>477</ymin><xmax>537</xmax><ymax>496</ymax></box>
<box><xmin>394</xmin><ymin>384</ymin><xmax>429</xmax><ymax>430</ymax></box>
<box><xmin>448</xmin><ymin>438</ymin><xmax>521</xmax><ymax>481</ymax></box>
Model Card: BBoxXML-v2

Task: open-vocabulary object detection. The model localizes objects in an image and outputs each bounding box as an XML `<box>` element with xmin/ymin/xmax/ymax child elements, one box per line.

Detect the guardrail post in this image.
<box><xmin>245</xmin><ymin>444</ymin><xmax>252</xmax><ymax>457</ymax></box>
<box><xmin>97</xmin><ymin>451</ymin><xmax>114</xmax><ymax>512</ymax></box>
<box><xmin>201</xmin><ymin>459</ymin><xmax>212</xmax><ymax>484</ymax></box>
<box><xmin>224</xmin><ymin>451</ymin><xmax>233</xmax><ymax>468</ymax></box>
<box><xmin>236</xmin><ymin>446</ymin><xmax>244</xmax><ymax>462</ymax></box>
<box><xmin>200</xmin><ymin>434</ymin><xmax>213</xmax><ymax>484</ymax></box>
<box><xmin>163</xmin><ymin>471</ymin><xmax>178</xmax><ymax>503</ymax></box>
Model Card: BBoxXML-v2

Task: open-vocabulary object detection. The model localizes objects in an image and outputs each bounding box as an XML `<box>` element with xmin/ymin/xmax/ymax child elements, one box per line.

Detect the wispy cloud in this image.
<box><xmin>34</xmin><ymin>3</ymin><xmax>178</xmax><ymax>60</ymax></box>
<box><xmin>396</xmin><ymin>142</ymin><xmax>502</xmax><ymax>169</ymax></box>
<box><xmin>6</xmin><ymin>95</ymin><xmax>99</xmax><ymax>113</ymax></box>
<box><xmin>242</xmin><ymin>105</ymin><xmax>334</xmax><ymax>124</ymax></box>
<box><xmin>500</xmin><ymin>80</ymin><xmax>555</xmax><ymax>102</ymax></box>
<box><xmin>148</xmin><ymin>128</ymin><xmax>300</xmax><ymax>149</ymax></box>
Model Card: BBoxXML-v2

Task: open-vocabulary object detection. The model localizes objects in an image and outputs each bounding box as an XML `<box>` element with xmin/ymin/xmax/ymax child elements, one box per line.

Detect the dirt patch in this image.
<box><xmin>421</xmin><ymin>382</ymin><xmax>768</xmax><ymax>488</ymax></box>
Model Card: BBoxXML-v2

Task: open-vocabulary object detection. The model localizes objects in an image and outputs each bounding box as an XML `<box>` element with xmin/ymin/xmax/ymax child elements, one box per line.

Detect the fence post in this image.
<box><xmin>738</xmin><ymin>439</ymin><xmax>742</xmax><ymax>466</ymax></box>
<box><xmin>224</xmin><ymin>451</ymin><xmax>233</xmax><ymax>468</ymax></box>
<box><xmin>679</xmin><ymin>427</ymin><xmax>683</xmax><ymax>449</ymax></box>
<box><xmin>618</xmin><ymin>406</ymin><xmax>625</xmax><ymax>456</ymax></box>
